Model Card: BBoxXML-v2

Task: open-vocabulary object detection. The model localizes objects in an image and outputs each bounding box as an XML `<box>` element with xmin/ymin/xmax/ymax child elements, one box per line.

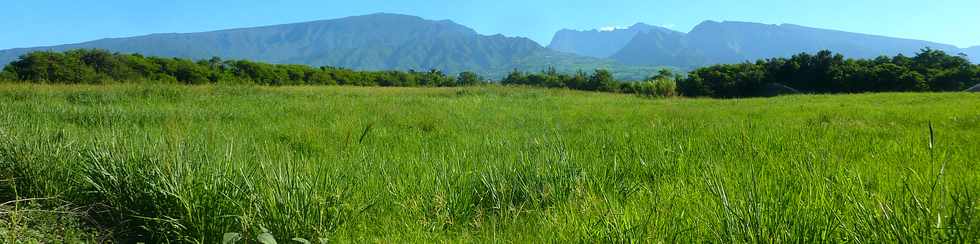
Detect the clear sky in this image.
<box><xmin>4</xmin><ymin>0</ymin><xmax>979</xmax><ymax>50</ymax></box>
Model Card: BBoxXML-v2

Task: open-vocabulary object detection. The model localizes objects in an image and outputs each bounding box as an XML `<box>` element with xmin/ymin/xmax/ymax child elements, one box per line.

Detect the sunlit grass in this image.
<box><xmin>0</xmin><ymin>83</ymin><xmax>978</xmax><ymax>242</ymax></box>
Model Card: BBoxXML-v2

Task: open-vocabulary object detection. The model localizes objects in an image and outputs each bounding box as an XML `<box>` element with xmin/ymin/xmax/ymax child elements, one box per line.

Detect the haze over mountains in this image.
<box><xmin>0</xmin><ymin>13</ymin><xmax>657</xmax><ymax>79</ymax></box>
<box><xmin>547</xmin><ymin>23</ymin><xmax>680</xmax><ymax>58</ymax></box>
<box><xmin>967</xmin><ymin>46</ymin><xmax>980</xmax><ymax>62</ymax></box>
<box><xmin>551</xmin><ymin>20</ymin><xmax>979</xmax><ymax>67</ymax></box>
<box><xmin>1</xmin><ymin>13</ymin><xmax>976</xmax><ymax>79</ymax></box>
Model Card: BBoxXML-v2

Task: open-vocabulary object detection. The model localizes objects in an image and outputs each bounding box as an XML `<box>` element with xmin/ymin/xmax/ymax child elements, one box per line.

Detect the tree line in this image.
<box><xmin>0</xmin><ymin>49</ymin><xmax>484</xmax><ymax>87</ymax></box>
<box><xmin>501</xmin><ymin>67</ymin><xmax>679</xmax><ymax>97</ymax></box>
<box><xmin>2</xmin><ymin>48</ymin><xmax>977</xmax><ymax>98</ymax></box>
<box><xmin>680</xmin><ymin>48</ymin><xmax>980</xmax><ymax>98</ymax></box>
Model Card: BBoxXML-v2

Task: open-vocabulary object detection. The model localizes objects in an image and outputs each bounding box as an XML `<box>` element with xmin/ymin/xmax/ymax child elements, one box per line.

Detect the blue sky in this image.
<box><xmin>4</xmin><ymin>0</ymin><xmax>979</xmax><ymax>50</ymax></box>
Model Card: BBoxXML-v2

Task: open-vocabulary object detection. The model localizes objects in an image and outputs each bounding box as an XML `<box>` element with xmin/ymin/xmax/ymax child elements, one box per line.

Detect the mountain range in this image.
<box><xmin>1</xmin><ymin>13</ymin><xmax>976</xmax><ymax>79</ymax></box>
<box><xmin>0</xmin><ymin>13</ymin><xmax>659</xmax><ymax>79</ymax></box>
<box><xmin>551</xmin><ymin>21</ymin><xmax>979</xmax><ymax>67</ymax></box>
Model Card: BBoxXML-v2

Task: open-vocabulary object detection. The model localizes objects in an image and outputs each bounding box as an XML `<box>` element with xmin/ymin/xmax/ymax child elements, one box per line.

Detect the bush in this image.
<box><xmin>0</xmin><ymin>69</ymin><xmax>15</xmax><ymax>82</ymax></box>
<box><xmin>589</xmin><ymin>69</ymin><xmax>617</xmax><ymax>92</ymax></box>
<box><xmin>456</xmin><ymin>71</ymin><xmax>484</xmax><ymax>86</ymax></box>
<box><xmin>635</xmin><ymin>78</ymin><xmax>678</xmax><ymax>97</ymax></box>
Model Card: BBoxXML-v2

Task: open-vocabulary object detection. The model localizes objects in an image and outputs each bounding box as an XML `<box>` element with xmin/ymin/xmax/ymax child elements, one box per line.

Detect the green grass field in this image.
<box><xmin>0</xmin><ymin>84</ymin><xmax>978</xmax><ymax>242</ymax></box>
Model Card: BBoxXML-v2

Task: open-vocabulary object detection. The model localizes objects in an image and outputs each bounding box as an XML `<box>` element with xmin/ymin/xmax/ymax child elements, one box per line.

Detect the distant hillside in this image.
<box><xmin>546</xmin><ymin>23</ymin><xmax>672</xmax><ymax>58</ymax></box>
<box><xmin>682</xmin><ymin>21</ymin><xmax>961</xmax><ymax>65</ymax></box>
<box><xmin>966</xmin><ymin>46</ymin><xmax>980</xmax><ymax>63</ymax></box>
<box><xmin>609</xmin><ymin>28</ymin><xmax>693</xmax><ymax>66</ymax></box>
<box><xmin>0</xmin><ymin>14</ymin><xmax>542</xmax><ymax>75</ymax></box>
<box><xmin>552</xmin><ymin>20</ymin><xmax>976</xmax><ymax>68</ymax></box>
<box><xmin>0</xmin><ymin>13</ymin><xmax>656</xmax><ymax>79</ymax></box>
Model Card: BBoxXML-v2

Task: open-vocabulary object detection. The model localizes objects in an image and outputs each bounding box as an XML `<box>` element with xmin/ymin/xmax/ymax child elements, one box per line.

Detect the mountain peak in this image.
<box><xmin>355</xmin><ymin>12</ymin><xmax>464</xmax><ymax>26</ymax></box>
<box><xmin>694</xmin><ymin>20</ymin><xmax>721</xmax><ymax>27</ymax></box>
<box><xmin>548</xmin><ymin>22</ymin><xmax>681</xmax><ymax>58</ymax></box>
<box><xmin>349</xmin><ymin>12</ymin><xmax>425</xmax><ymax>20</ymax></box>
<box><xmin>629</xmin><ymin>23</ymin><xmax>655</xmax><ymax>29</ymax></box>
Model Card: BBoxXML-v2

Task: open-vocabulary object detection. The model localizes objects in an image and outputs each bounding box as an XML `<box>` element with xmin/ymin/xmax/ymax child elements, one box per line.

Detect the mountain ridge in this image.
<box><xmin>0</xmin><ymin>13</ymin><xmax>664</xmax><ymax>80</ymax></box>
<box><xmin>3</xmin><ymin>14</ymin><xmax>976</xmax><ymax>78</ymax></box>
<box><xmin>554</xmin><ymin>20</ymin><xmax>977</xmax><ymax>67</ymax></box>
<box><xmin>547</xmin><ymin>23</ymin><xmax>680</xmax><ymax>58</ymax></box>
<box><xmin>0</xmin><ymin>13</ymin><xmax>526</xmax><ymax>73</ymax></box>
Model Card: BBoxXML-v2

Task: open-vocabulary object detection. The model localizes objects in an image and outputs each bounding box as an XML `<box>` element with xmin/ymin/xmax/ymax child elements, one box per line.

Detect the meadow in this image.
<box><xmin>0</xmin><ymin>84</ymin><xmax>978</xmax><ymax>242</ymax></box>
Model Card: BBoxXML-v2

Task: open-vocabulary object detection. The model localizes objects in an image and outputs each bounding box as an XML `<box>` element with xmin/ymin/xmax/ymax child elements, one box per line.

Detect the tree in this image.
<box><xmin>502</xmin><ymin>69</ymin><xmax>528</xmax><ymax>85</ymax></box>
<box><xmin>680</xmin><ymin>63</ymin><xmax>766</xmax><ymax>98</ymax></box>
<box><xmin>651</xmin><ymin>68</ymin><xmax>675</xmax><ymax>81</ymax></box>
<box><xmin>5</xmin><ymin>49</ymin><xmax>975</xmax><ymax>96</ymax></box>
<box><xmin>930</xmin><ymin>68</ymin><xmax>973</xmax><ymax>91</ymax></box>
<box><xmin>588</xmin><ymin>69</ymin><xmax>617</xmax><ymax>92</ymax></box>
<box><xmin>872</xmin><ymin>63</ymin><xmax>926</xmax><ymax>91</ymax></box>
<box><xmin>6</xmin><ymin>51</ymin><xmax>99</xmax><ymax>83</ymax></box>
<box><xmin>566</xmin><ymin>70</ymin><xmax>589</xmax><ymax>90</ymax></box>
<box><xmin>679</xmin><ymin>72</ymin><xmax>712</xmax><ymax>97</ymax></box>
<box><xmin>420</xmin><ymin>69</ymin><xmax>451</xmax><ymax>87</ymax></box>
<box><xmin>456</xmin><ymin>71</ymin><xmax>483</xmax><ymax>86</ymax></box>
<box><xmin>72</xmin><ymin>49</ymin><xmax>134</xmax><ymax>81</ymax></box>
<box><xmin>207</xmin><ymin>57</ymin><xmax>224</xmax><ymax>70</ymax></box>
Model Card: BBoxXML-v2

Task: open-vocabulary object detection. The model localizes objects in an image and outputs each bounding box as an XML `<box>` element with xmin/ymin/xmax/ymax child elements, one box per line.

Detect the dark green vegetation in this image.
<box><xmin>5</xmin><ymin>49</ymin><xmax>978</xmax><ymax>99</ymax></box>
<box><xmin>0</xmin><ymin>13</ymin><xmax>660</xmax><ymax>81</ymax></box>
<box><xmin>682</xmin><ymin>49</ymin><xmax>980</xmax><ymax>98</ymax></box>
<box><xmin>550</xmin><ymin>20</ymin><xmax>979</xmax><ymax>67</ymax></box>
<box><xmin>0</xmin><ymin>84</ymin><xmax>978</xmax><ymax>242</ymax></box>
<box><xmin>501</xmin><ymin>68</ymin><xmax>679</xmax><ymax>97</ymax></box>
<box><xmin>2</xmin><ymin>49</ymin><xmax>470</xmax><ymax>87</ymax></box>
<box><xmin>0</xmin><ymin>49</ymin><xmax>682</xmax><ymax>97</ymax></box>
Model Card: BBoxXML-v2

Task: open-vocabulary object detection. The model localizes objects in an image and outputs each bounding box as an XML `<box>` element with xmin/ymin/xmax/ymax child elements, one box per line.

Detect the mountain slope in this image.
<box><xmin>606</xmin><ymin>21</ymin><xmax>971</xmax><ymax>67</ymax></box>
<box><xmin>688</xmin><ymin>21</ymin><xmax>960</xmax><ymax>64</ymax></box>
<box><xmin>965</xmin><ymin>46</ymin><xmax>980</xmax><ymax>63</ymax></box>
<box><xmin>547</xmin><ymin>24</ymin><xmax>671</xmax><ymax>58</ymax></box>
<box><xmin>0</xmin><ymin>13</ymin><xmax>600</xmax><ymax>76</ymax></box>
<box><xmin>609</xmin><ymin>29</ymin><xmax>694</xmax><ymax>66</ymax></box>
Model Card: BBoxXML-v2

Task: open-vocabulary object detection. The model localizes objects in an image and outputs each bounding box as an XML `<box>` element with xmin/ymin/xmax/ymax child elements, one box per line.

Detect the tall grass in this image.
<box><xmin>0</xmin><ymin>84</ymin><xmax>977</xmax><ymax>242</ymax></box>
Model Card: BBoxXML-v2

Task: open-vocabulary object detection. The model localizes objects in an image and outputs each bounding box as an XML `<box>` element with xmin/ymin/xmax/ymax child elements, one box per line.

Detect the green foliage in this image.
<box><xmin>502</xmin><ymin>51</ymin><xmax>671</xmax><ymax>81</ymax></box>
<box><xmin>0</xmin><ymin>70</ymin><xmax>13</xmax><ymax>82</ymax></box>
<box><xmin>619</xmin><ymin>69</ymin><xmax>680</xmax><ymax>97</ymax></box>
<box><xmin>455</xmin><ymin>71</ymin><xmax>483</xmax><ymax>86</ymax></box>
<box><xmin>501</xmin><ymin>68</ymin><xmax>627</xmax><ymax>92</ymax></box>
<box><xmin>633</xmin><ymin>78</ymin><xmax>678</xmax><ymax>97</ymax></box>
<box><xmin>679</xmin><ymin>49</ymin><xmax>980</xmax><ymax>97</ymax></box>
<box><xmin>4</xmin><ymin>51</ymin><xmax>100</xmax><ymax>83</ymax></box>
<box><xmin>682</xmin><ymin>62</ymin><xmax>767</xmax><ymax>98</ymax></box>
<box><xmin>0</xmin><ymin>203</ymin><xmax>102</xmax><ymax>243</ymax></box>
<box><xmin>2</xmin><ymin>49</ymin><xmax>469</xmax><ymax>87</ymax></box>
<box><xmin>5</xmin><ymin>49</ymin><xmax>979</xmax><ymax>98</ymax></box>
<box><xmin>589</xmin><ymin>69</ymin><xmax>617</xmax><ymax>92</ymax></box>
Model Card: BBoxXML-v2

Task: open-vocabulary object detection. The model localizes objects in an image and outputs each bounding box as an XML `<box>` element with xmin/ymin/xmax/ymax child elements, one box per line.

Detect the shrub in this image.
<box><xmin>456</xmin><ymin>71</ymin><xmax>484</xmax><ymax>86</ymax></box>
<box><xmin>635</xmin><ymin>78</ymin><xmax>677</xmax><ymax>97</ymax></box>
<box><xmin>0</xmin><ymin>69</ymin><xmax>15</xmax><ymax>82</ymax></box>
